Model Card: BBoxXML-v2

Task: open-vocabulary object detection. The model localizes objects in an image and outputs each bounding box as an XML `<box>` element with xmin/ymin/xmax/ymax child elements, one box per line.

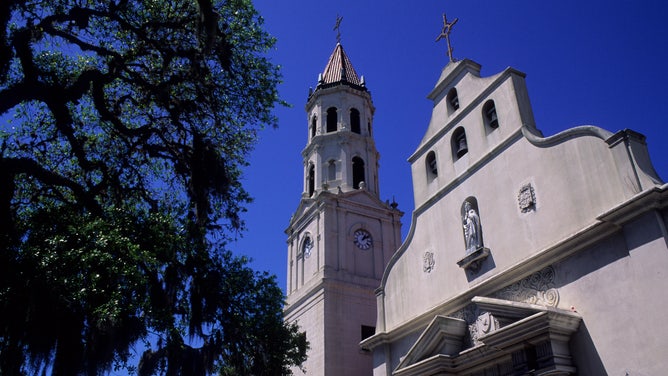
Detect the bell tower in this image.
<box><xmin>302</xmin><ymin>42</ymin><xmax>380</xmax><ymax>197</ymax></box>
<box><xmin>284</xmin><ymin>43</ymin><xmax>403</xmax><ymax>376</ymax></box>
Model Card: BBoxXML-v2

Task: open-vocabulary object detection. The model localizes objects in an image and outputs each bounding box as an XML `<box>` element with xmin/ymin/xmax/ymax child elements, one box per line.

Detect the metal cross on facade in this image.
<box><xmin>334</xmin><ymin>14</ymin><xmax>343</xmax><ymax>44</ymax></box>
<box><xmin>435</xmin><ymin>12</ymin><xmax>459</xmax><ymax>62</ymax></box>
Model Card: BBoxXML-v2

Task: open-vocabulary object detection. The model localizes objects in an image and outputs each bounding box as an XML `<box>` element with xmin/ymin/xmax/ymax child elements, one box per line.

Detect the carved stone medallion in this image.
<box><xmin>518</xmin><ymin>183</ymin><xmax>536</xmax><ymax>213</ymax></box>
<box><xmin>423</xmin><ymin>251</ymin><xmax>435</xmax><ymax>273</ymax></box>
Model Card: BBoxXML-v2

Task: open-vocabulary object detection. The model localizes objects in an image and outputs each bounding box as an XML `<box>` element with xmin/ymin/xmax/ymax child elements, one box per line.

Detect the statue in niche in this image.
<box><xmin>462</xmin><ymin>200</ymin><xmax>483</xmax><ymax>254</ymax></box>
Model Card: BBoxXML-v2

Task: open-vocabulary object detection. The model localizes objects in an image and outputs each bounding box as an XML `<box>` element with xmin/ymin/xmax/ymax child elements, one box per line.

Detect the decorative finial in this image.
<box><xmin>435</xmin><ymin>12</ymin><xmax>459</xmax><ymax>62</ymax></box>
<box><xmin>390</xmin><ymin>196</ymin><xmax>398</xmax><ymax>209</ymax></box>
<box><xmin>333</xmin><ymin>14</ymin><xmax>343</xmax><ymax>44</ymax></box>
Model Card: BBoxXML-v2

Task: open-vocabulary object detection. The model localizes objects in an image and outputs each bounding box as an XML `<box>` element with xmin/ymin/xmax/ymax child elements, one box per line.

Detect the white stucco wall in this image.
<box><xmin>369</xmin><ymin>59</ymin><xmax>668</xmax><ymax>375</ymax></box>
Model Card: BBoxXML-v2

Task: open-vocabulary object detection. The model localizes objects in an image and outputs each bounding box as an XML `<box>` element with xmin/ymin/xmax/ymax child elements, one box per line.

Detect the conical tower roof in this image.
<box><xmin>319</xmin><ymin>43</ymin><xmax>364</xmax><ymax>88</ymax></box>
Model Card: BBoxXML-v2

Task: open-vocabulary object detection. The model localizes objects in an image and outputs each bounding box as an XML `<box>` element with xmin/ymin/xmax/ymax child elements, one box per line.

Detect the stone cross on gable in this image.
<box><xmin>435</xmin><ymin>12</ymin><xmax>459</xmax><ymax>62</ymax></box>
<box><xmin>333</xmin><ymin>14</ymin><xmax>343</xmax><ymax>44</ymax></box>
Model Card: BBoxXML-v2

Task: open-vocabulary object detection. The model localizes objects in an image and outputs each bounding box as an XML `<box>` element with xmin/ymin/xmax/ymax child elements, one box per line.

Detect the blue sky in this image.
<box><xmin>236</xmin><ymin>1</ymin><xmax>668</xmax><ymax>293</ymax></box>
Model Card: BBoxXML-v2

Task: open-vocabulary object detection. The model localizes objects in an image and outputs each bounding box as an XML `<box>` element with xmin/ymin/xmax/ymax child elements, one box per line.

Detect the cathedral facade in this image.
<box><xmin>286</xmin><ymin>38</ymin><xmax>668</xmax><ymax>376</ymax></box>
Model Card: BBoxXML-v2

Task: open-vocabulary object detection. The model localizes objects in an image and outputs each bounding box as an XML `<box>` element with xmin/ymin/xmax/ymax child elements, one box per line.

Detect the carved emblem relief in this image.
<box><xmin>449</xmin><ymin>266</ymin><xmax>560</xmax><ymax>349</ymax></box>
<box><xmin>518</xmin><ymin>183</ymin><xmax>536</xmax><ymax>213</ymax></box>
<box><xmin>470</xmin><ymin>312</ymin><xmax>500</xmax><ymax>345</ymax></box>
<box><xmin>450</xmin><ymin>305</ymin><xmax>499</xmax><ymax>347</ymax></box>
<box><xmin>423</xmin><ymin>251</ymin><xmax>435</xmax><ymax>273</ymax></box>
<box><xmin>493</xmin><ymin>266</ymin><xmax>559</xmax><ymax>307</ymax></box>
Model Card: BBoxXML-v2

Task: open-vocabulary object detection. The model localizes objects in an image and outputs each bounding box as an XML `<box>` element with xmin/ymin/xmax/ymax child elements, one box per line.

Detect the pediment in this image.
<box><xmin>396</xmin><ymin>315</ymin><xmax>467</xmax><ymax>371</ymax></box>
<box><xmin>471</xmin><ymin>296</ymin><xmax>581</xmax><ymax>350</ymax></box>
<box><xmin>394</xmin><ymin>297</ymin><xmax>582</xmax><ymax>376</ymax></box>
<box><xmin>288</xmin><ymin>189</ymin><xmax>399</xmax><ymax>230</ymax></box>
<box><xmin>287</xmin><ymin>197</ymin><xmax>317</xmax><ymax>229</ymax></box>
<box><xmin>335</xmin><ymin>188</ymin><xmax>395</xmax><ymax>209</ymax></box>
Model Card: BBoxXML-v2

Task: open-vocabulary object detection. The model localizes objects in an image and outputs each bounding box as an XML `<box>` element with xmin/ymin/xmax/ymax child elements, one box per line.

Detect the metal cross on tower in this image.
<box><xmin>435</xmin><ymin>12</ymin><xmax>459</xmax><ymax>62</ymax></box>
<box><xmin>334</xmin><ymin>14</ymin><xmax>343</xmax><ymax>44</ymax></box>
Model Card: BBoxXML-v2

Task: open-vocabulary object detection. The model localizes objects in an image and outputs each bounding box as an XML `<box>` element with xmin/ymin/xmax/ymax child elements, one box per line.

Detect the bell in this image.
<box><xmin>486</xmin><ymin>107</ymin><xmax>498</xmax><ymax>128</ymax></box>
<box><xmin>429</xmin><ymin>159</ymin><xmax>438</xmax><ymax>175</ymax></box>
<box><xmin>449</xmin><ymin>95</ymin><xmax>459</xmax><ymax>110</ymax></box>
<box><xmin>456</xmin><ymin>134</ymin><xmax>468</xmax><ymax>158</ymax></box>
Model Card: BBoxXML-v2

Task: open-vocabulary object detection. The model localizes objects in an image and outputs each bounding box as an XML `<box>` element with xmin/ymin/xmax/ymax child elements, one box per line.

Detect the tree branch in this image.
<box><xmin>1</xmin><ymin>157</ymin><xmax>101</xmax><ymax>214</ymax></box>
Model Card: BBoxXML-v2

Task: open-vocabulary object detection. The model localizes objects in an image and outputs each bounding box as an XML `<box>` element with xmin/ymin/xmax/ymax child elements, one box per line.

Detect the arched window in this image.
<box><xmin>451</xmin><ymin>127</ymin><xmax>468</xmax><ymax>160</ymax></box>
<box><xmin>311</xmin><ymin>115</ymin><xmax>317</xmax><ymax>138</ymax></box>
<box><xmin>352</xmin><ymin>157</ymin><xmax>365</xmax><ymax>189</ymax></box>
<box><xmin>483</xmin><ymin>100</ymin><xmax>499</xmax><ymax>130</ymax></box>
<box><xmin>446</xmin><ymin>87</ymin><xmax>460</xmax><ymax>113</ymax></box>
<box><xmin>327</xmin><ymin>160</ymin><xmax>336</xmax><ymax>181</ymax></box>
<box><xmin>308</xmin><ymin>164</ymin><xmax>315</xmax><ymax>197</ymax></box>
<box><xmin>326</xmin><ymin>107</ymin><xmax>337</xmax><ymax>133</ymax></box>
<box><xmin>425</xmin><ymin>151</ymin><xmax>438</xmax><ymax>179</ymax></box>
<box><xmin>367</xmin><ymin>121</ymin><xmax>371</xmax><ymax>135</ymax></box>
<box><xmin>350</xmin><ymin>108</ymin><xmax>361</xmax><ymax>134</ymax></box>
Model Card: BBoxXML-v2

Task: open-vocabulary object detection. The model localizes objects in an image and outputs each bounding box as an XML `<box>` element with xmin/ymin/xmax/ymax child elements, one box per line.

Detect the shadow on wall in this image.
<box><xmin>554</xmin><ymin>231</ymin><xmax>629</xmax><ymax>288</ymax></box>
<box><xmin>464</xmin><ymin>252</ymin><xmax>495</xmax><ymax>283</ymax></box>
<box><xmin>570</xmin><ymin>320</ymin><xmax>606</xmax><ymax>375</ymax></box>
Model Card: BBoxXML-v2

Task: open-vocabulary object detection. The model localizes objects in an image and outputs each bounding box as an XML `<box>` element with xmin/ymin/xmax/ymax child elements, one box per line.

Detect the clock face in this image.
<box><xmin>353</xmin><ymin>229</ymin><xmax>372</xmax><ymax>250</ymax></box>
<box><xmin>302</xmin><ymin>236</ymin><xmax>313</xmax><ymax>258</ymax></box>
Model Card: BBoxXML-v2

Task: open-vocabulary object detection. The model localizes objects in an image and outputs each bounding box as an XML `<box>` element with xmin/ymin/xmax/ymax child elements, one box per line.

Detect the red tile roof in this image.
<box><xmin>320</xmin><ymin>43</ymin><xmax>363</xmax><ymax>86</ymax></box>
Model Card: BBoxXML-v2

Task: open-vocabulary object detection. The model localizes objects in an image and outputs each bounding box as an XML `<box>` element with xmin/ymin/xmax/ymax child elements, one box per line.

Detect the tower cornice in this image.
<box><xmin>306</xmin><ymin>83</ymin><xmax>375</xmax><ymax>114</ymax></box>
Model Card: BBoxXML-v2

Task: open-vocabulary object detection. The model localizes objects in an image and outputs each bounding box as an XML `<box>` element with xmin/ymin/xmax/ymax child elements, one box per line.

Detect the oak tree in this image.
<box><xmin>0</xmin><ymin>0</ymin><xmax>307</xmax><ymax>374</ymax></box>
